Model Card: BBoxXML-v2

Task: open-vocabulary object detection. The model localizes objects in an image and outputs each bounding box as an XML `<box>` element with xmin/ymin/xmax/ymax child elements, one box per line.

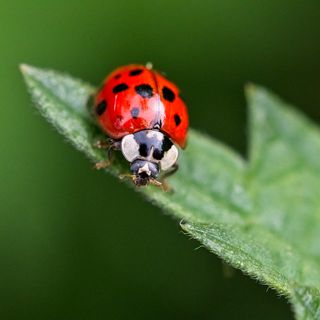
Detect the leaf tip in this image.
<box><xmin>245</xmin><ymin>83</ymin><xmax>274</xmax><ymax>111</ymax></box>
<box><xmin>244</xmin><ymin>82</ymin><xmax>257</xmax><ymax>98</ymax></box>
<box><xmin>19</xmin><ymin>63</ymin><xmax>31</xmax><ymax>74</ymax></box>
<box><xmin>19</xmin><ymin>64</ymin><xmax>40</xmax><ymax>79</ymax></box>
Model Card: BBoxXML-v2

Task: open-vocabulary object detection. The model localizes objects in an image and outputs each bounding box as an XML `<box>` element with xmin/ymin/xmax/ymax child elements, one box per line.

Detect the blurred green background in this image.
<box><xmin>1</xmin><ymin>0</ymin><xmax>320</xmax><ymax>319</ymax></box>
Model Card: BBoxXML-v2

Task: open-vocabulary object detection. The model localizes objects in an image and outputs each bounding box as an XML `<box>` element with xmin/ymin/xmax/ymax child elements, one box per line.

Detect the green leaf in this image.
<box><xmin>21</xmin><ymin>64</ymin><xmax>320</xmax><ymax>319</ymax></box>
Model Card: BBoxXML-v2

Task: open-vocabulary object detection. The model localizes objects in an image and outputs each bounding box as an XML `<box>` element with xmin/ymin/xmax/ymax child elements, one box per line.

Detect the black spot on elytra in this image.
<box><xmin>96</xmin><ymin>100</ymin><xmax>107</xmax><ymax>116</ymax></box>
<box><xmin>139</xmin><ymin>144</ymin><xmax>148</xmax><ymax>157</ymax></box>
<box><xmin>114</xmin><ymin>74</ymin><xmax>121</xmax><ymax>79</ymax></box>
<box><xmin>113</xmin><ymin>83</ymin><xmax>129</xmax><ymax>93</ymax></box>
<box><xmin>129</xmin><ymin>69</ymin><xmax>143</xmax><ymax>76</ymax></box>
<box><xmin>162</xmin><ymin>86</ymin><xmax>175</xmax><ymax>102</ymax></box>
<box><xmin>131</xmin><ymin>107</ymin><xmax>140</xmax><ymax>119</ymax></box>
<box><xmin>174</xmin><ymin>114</ymin><xmax>181</xmax><ymax>126</ymax></box>
<box><xmin>135</xmin><ymin>84</ymin><xmax>153</xmax><ymax>98</ymax></box>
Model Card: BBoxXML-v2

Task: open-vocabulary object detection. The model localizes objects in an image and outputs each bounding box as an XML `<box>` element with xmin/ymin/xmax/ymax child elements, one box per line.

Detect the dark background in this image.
<box><xmin>1</xmin><ymin>1</ymin><xmax>320</xmax><ymax>319</ymax></box>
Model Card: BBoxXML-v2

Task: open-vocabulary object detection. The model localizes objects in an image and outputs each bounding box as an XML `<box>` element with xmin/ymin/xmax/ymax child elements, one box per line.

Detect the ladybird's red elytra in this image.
<box><xmin>93</xmin><ymin>64</ymin><xmax>189</xmax><ymax>189</ymax></box>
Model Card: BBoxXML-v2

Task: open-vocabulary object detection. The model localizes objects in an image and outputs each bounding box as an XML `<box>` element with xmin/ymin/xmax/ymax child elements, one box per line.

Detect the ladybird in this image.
<box><xmin>92</xmin><ymin>64</ymin><xmax>189</xmax><ymax>188</ymax></box>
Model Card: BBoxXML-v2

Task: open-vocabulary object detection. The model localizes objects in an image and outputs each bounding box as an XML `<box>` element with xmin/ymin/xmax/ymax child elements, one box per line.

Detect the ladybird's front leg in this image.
<box><xmin>118</xmin><ymin>173</ymin><xmax>135</xmax><ymax>181</ymax></box>
<box><xmin>95</xmin><ymin>160</ymin><xmax>111</xmax><ymax>170</ymax></box>
<box><xmin>148</xmin><ymin>178</ymin><xmax>165</xmax><ymax>189</ymax></box>
<box><xmin>148</xmin><ymin>178</ymin><xmax>172</xmax><ymax>193</ymax></box>
<box><xmin>94</xmin><ymin>139</ymin><xmax>121</xmax><ymax>170</ymax></box>
<box><xmin>94</xmin><ymin>137</ymin><xmax>116</xmax><ymax>149</ymax></box>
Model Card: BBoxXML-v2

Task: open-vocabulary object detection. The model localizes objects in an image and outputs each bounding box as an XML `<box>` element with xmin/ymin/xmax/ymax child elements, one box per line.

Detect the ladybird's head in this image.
<box><xmin>130</xmin><ymin>159</ymin><xmax>159</xmax><ymax>186</ymax></box>
<box><xmin>121</xmin><ymin>129</ymin><xmax>179</xmax><ymax>187</ymax></box>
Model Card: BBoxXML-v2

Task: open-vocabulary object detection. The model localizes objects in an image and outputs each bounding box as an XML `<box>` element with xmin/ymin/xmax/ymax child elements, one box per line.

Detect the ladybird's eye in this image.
<box><xmin>160</xmin><ymin>145</ymin><xmax>179</xmax><ymax>171</ymax></box>
<box><xmin>174</xmin><ymin>114</ymin><xmax>181</xmax><ymax>126</ymax></box>
<box><xmin>162</xmin><ymin>86</ymin><xmax>175</xmax><ymax>102</ymax></box>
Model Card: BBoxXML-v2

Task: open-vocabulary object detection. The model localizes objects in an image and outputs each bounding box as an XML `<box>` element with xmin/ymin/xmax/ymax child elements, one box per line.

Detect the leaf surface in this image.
<box><xmin>21</xmin><ymin>64</ymin><xmax>320</xmax><ymax>319</ymax></box>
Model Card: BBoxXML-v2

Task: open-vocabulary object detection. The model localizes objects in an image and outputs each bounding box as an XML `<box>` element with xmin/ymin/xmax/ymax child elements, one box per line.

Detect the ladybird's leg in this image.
<box><xmin>159</xmin><ymin>180</ymin><xmax>171</xmax><ymax>193</ymax></box>
<box><xmin>94</xmin><ymin>160</ymin><xmax>110</xmax><ymax>170</ymax></box>
<box><xmin>118</xmin><ymin>173</ymin><xmax>135</xmax><ymax>180</ymax></box>
<box><xmin>94</xmin><ymin>140</ymin><xmax>121</xmax><ymax>170</ymax></box>
<box><xmin>106</xmin><ymin>141</ymin><xmax>121</xmax><ymax>163</ymax></box>
<box><xmin>149</xmin><ymin>178</ymin><xmax>164</xmax><ymax>189</ymax></box>
<box><xmin>94</xmin><ymin>137</ymin><xmax>116</xmax><ymax>149</ymax></box>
